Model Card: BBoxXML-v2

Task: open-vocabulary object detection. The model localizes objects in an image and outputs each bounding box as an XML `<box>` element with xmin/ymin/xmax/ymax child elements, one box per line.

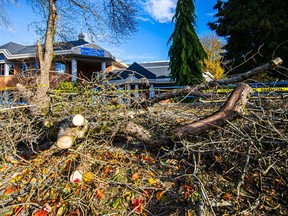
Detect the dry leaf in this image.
<box><xmin>156</xmin><ymin>191</ymin><xmax>164</xmax><ymax>201</ymax></box>
<box><xmin>214</xmin><ymin>155</ymin><xmax>223</xmax><ymax>163</ymax></box>
<box><xmin>223</xmin><ymin>193</ymin><xmax>233</xmax><ymax>201</ymax></box>
<box><xmin>132</xmin><ymin>172</ymin><xmax>140</xmax><ymax>181</ymax></box>
<box><xmin>96</xmin><ymin>190</ymin><xmax>103</xmax><ymax>199</ymax></box>
<box><xmin>4</xmin><ymin>186</ymin><xmax>18</xmax><ymax>195</ymax></box>
<box><xmin>32</xmin><ymin>209</ymin><xmax>48</xmax><ymax>216</ymax></box>
<box><xmin>148</xmin><ymin>178</ymin><xmax>157</xmax><ymax>185</ymax></box>
<box><xmin>133</xmin><ymin>199</ymin><xmax>143</xmax><ymax>213</ymax></box>
<box><xmin>0</xmin><ymin>166</ymin><xmax>8</xmax><ymax>172</ymax></box>
<box><xmin>83</xmin><ymin>172</ymin><xmax>94</xmax><ymax>182</ymax></box>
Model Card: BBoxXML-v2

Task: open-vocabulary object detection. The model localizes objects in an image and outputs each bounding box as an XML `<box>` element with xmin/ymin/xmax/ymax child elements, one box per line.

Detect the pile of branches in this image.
<box><xmin>0</xmin><ymin>61</ymin><xmax>287</xmax><ymax>215</ymax></box>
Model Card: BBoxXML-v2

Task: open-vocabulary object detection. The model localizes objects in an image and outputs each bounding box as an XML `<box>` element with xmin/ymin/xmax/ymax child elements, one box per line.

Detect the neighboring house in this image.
<box><xmin>138</xmin><ymin>61</ymin><xmax>174</xmax><ymax>86</ymax></box>
<box><xmin>109</xmin><ymin>61</ymin><xmax>174</xmax><ymax>87</ymax></box>
<box><xmin>108</xmin><ymin>61</ymin><xmax>174</xmax><ymax>99</ymax></box>
<box><xmin>0</xmin><ymin>33</ymin><xmax>127</xmax><ymax>92</ymax></box>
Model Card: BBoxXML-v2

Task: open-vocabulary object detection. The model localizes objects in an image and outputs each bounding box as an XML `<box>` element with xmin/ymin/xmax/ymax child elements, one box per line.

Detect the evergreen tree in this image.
<box><xmin>168</xmin><ymin>0</ymin><xmax>207</xmax><ymax>85</ymax></box>
<box><xmin>209</xmin><ymin>0</ymin><xmax>288</xmax><ymax>75</ymax></box>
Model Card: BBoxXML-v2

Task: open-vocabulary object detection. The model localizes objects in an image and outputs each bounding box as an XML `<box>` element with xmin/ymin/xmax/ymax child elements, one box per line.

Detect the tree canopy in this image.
<box><xmin>168</xmin><ymin>0</ymin><xmax>207</xmax><ymax>86</ymax></box>
<box><xmin>209</xmin><ymin>0</ymin><xmax>288</xmax><ymax>75</ymax></box>
<box><xmin>28</xmin><ymin>0</ymin><xmax>138</xmax><ymax>43</ymax></box>
<box><xmin>200</xmin><ymin>34</ymin><xmax>225</xmax><ymax>80</ymax></box>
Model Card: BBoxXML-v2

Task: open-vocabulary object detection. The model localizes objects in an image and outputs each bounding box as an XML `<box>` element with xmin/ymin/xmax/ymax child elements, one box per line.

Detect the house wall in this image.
<box><xmin>0</xmin><ymin>60</ymin><xmax>72</xmax><ymax>90</ymax></box>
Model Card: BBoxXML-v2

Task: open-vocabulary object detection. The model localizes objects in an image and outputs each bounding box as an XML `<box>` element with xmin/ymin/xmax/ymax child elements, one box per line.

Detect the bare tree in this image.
<box><xmin>0</xmin><ymin>0</ymin><xmax>18</xmax><ymax>29</ymax></box>
<box><xmin>16</xmin><ymin>0</ymin><xmax>138</xmax><ymax>115</ymax></box>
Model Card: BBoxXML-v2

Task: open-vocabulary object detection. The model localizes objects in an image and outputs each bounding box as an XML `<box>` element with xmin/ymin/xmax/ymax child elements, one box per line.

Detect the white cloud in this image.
<box><xmin>144</xmin><ymin>0</ymin><xmax>177</xmax><ymax>23</ymax></box>
<box><xmin>136</xmin><ymin>16</ymin><xmax>155</xmax><ymax>24</ymax></box>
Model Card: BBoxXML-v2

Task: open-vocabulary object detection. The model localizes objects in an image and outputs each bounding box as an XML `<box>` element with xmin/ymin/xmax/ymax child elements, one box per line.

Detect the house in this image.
<box><xmin>0</xmin><ymin>33</ymin><xmax>127</xmax><ymax>92</ymax></box>
<box><xmin>108</xmin><ymin>61</ymin><xmax>174</xmax><ymax>99</ymax></box>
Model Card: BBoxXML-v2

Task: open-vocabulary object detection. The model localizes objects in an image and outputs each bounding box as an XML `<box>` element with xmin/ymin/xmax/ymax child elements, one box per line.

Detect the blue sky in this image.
<box><xmin>0</xmin><ymin>0</ymin><xmax>218</xmax><ymax>64</ymax></box>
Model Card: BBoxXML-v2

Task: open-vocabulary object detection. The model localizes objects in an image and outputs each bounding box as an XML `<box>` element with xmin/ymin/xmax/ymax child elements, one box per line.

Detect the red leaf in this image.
<box><xmin>133</xmin><ymin>199</ymin><xmax>143</xmax><ymax>213</ymax></box>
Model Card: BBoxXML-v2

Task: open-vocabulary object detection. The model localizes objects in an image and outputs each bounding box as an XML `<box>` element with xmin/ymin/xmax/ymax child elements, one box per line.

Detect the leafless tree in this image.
<box><xmin>16</xmin><ymin>0</ymin><xmax>138</xmax><ymax>114</ymax></box>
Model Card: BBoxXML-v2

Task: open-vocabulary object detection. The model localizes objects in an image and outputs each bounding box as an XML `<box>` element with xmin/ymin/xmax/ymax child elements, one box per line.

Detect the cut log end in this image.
<box><xmin>72</xmin><ymin>114</ymin><xmax>85</xmax><ymax>126</ymax></box>
<box><xmin>271</xmin><ymin>57</ymin><xmax>283</xmax><ymax>66</ymax></box>
<box><xmin>56</xmin><ymin>135</ymin><xmax>74</xmax><ymax>149</ymax></box>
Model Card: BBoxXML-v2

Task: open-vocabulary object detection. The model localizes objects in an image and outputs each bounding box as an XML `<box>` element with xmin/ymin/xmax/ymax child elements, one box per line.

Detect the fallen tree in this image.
<box><xmin>0</xmin><ymin>59</ymin><xmax>287</xmax><ymax>216</ymax></box>
<box><xmin>144</xmin><ymin>57</ymin><xmax>283</xmax><ymax>105</ymax></box>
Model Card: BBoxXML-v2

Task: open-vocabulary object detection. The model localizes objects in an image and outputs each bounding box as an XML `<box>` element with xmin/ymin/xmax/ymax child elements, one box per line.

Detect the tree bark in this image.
<box><xmin>126</xmin><ymin>83</ymin><xmax>253</xmax><ymax>147</ymax></box>
<box><xmin>17</xmin><ymin>0</ymin><xmax>58</xmax><ymax>115</ymax></box>
<box><xmin>173</xmin><ymin>83</ymin><xmax>253</xmax><ymax>139</ymax></box>
<box><xmin>144</xmin><ymin>57</ymin><xmax>282</xmax><ymax>106</ymax></box>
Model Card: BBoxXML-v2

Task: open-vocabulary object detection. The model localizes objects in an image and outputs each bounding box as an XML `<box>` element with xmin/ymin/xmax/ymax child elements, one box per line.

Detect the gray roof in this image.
<box><xmin>0</xmin><ymin>42</ymin><xmax>26</xmax><ymax>54</ymax></box>
<box><xmin>0</xmin><ymin>39</ymin><xmax>89</xmax><ymax>55</ymax></box>
<box><xmin>138</xmin><ymin>61</ymin><xmax>171</xmax><ymax>78</ymax></box>
<box><xmin>110</xmin><ymin>62</ymin><xmax>156</xmax><ymax>81</ymax></box>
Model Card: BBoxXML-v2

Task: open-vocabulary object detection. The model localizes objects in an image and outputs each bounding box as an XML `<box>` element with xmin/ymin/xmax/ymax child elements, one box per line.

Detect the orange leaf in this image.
<box><xmin>223</xmin><ymin>193</ymin><xmax>232</xmax><ymax>201</ymax></box>
<box><xmin>132</xmin><ymin>172</ymin><xmax>140</xmax><ymax>181</ymax></box>
<box><xmin>156</xmin><ymin>191</ymin><xmax>164</xmax><ymax>201</ymax></box>
<box><xmin>4</xmin><ymin>186</ymin><xmax>18</xmax><ymax>195</ymax></box>
<box><xmin>96</xmin><ymin>190</ymin><xmax>103</xmax><ymax>199</ymax></box>
<box><xmin>143</xmin><ymin>190</ymin><xmax>149</xmax><ymax>196</ymax></box>
<box><xmin>32</xmin><ymin>209</ymin><xmax>48</xmax><ymax>216</ymax></box>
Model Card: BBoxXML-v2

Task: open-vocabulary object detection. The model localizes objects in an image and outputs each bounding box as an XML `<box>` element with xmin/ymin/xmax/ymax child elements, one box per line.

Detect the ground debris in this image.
<box><xmin>0</xmin><ymin>84</ymin><xmax>287</xmax><ymax>215</ymax></box>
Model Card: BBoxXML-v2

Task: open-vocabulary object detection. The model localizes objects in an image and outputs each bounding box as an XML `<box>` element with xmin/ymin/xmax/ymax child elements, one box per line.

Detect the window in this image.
<box><xmin>55</xmin><ymin>62</ymin><xmax>66</xmax><ymax>73</ymax></box>
<box><xmin>0</xmin><ymin>64</ymin><xmax>5</xmax><ymax>76</ymax></box>
<box><xmin>8</xmin><ymin>64</ymin><xmax>14</xmax><ymax>75</ymax></box>
<box><xmin>20</xmin><ymin>63</ymin><xmax>30</xmax><ymax>72</ymax></box>
<box><xmin>33</xmin><ymin>62</ymin><xmax>39</xmax><ymax>75</ymax></box>
<box><xmin>0</xmin><ymin>54</ymin><xmax>5</xmax><ymax>60</ymax></box>
<box><xmin>20</xmin><ymin>63</ymin><xmax>30</xmax><ymax>76</ymax></box>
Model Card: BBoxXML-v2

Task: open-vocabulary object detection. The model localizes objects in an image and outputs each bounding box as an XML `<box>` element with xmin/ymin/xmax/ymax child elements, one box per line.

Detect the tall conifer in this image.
<box><xmin>209</xmin><ymin>0</ymin><xmax>288</xmax><ymax>74</ymax></box>
<box><xmin>168</xmin><ymin>0</ymin><xmax>207</xmax><ymax>85</ymax></box>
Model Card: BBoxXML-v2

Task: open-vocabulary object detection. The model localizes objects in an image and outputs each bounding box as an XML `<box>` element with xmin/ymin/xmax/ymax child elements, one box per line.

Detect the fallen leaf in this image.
<box><xmin>0</xmin><ymin>166</ymin><xmax>8</xmax><ymax>172</ymax></box>
<box><xmin>63</xmin><ymin>184</ymin><xmax>71</xmax><ymax>193</ymax></box>
<box><xmin>3</xmin><ymin>210</ymin><xmax>14</xmax><ymax>216</ymax></box>
<box><xmin>112</xmin><ymin>197</ymin><xmax>122</xmax><ymax>209</ymax></box>
<box><xmin>96</xmin><ymin>190</ymin><xmax>103</xmax><ymax>199</ymax></box>
<box><xmin>132</xmin><ymin>172</ymin><xmax>140</xmax><ymax>181</ymax></box>
<box><xmin>214</xmin><ymin>155</ymin><xmax>223</xmax><ymax>163</ymax></box>
<box><xmin>133</xmin><ymin>199</ymin><xmax>143</xmax><ymax>213</ymax></box>
<box><xmin>4</xmin><ymin>186</ymin><xmax>18</xmax><ymax>195</ymax></box>
<box><xmin>148</xmin><ymin>178</ymin><xmax>157</xmax><ymax>185</ymax></box>
<box><xmin>223</xmin><ymin>193</ymin><xmax>233</xmax><ymax>201</ymax></box>
<box><xmin>83</xmin><ymin>172</ymin><xmax>94</xmax><ymax>182</ymax></box>
<box><xmin>156</xmin><ymin>191</ymin><xmax>164</xmax><ymax>201</ymax></box>
<box><xmin>56</xmin><ymin>206</ymin><xmax>66</xmax><ymax>216</ymax></box>
<box><xmin>32</xmin><ymin>209</ymin><xmax>48</xmax><ymax>216</ymax></box>
<box><xmin>9</xmin><ymin>174</ymin><xmax>22</xmax><ymax>183</ymax></box>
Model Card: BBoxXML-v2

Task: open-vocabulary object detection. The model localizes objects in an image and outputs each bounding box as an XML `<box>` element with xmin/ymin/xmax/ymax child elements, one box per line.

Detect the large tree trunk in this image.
<box><xmin>126</xmin><ymin>83</ymin><xmax>253</xmax><ymax>147</ymax></box>
<box><xmin>173</xmin><ymin>83</ymin><xmax>252</xmax><ymax>139</ymax></box>
<box><xmin>17</xmin><ymin>0</ymin><xmax>57</xmax><ymax>115</ymax></box>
